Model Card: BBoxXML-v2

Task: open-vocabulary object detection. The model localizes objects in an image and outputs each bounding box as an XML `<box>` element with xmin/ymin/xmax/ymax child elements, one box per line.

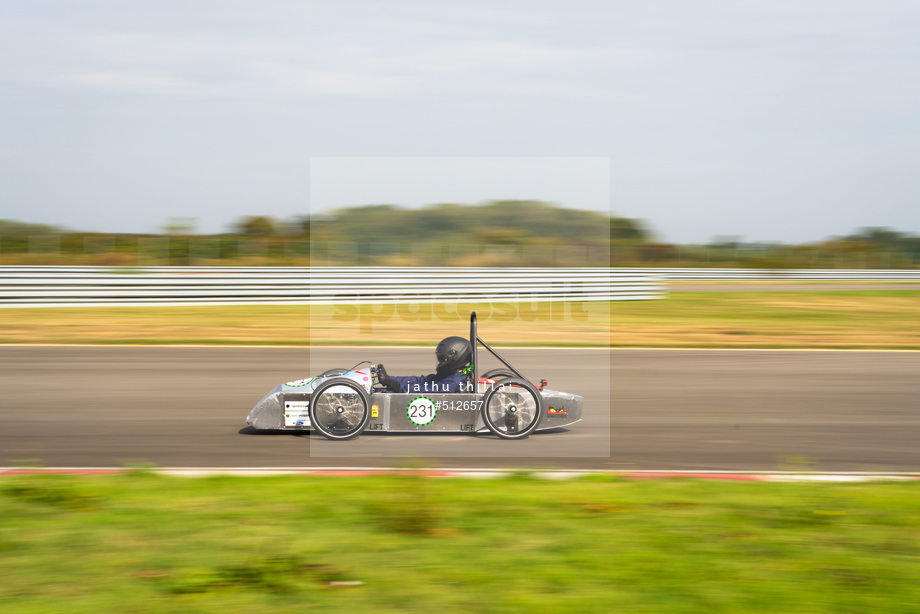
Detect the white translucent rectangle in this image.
<box><xmin>283</xmin><ymin>401</ymin><xmax>311</xmax><ymax>427</ymax></box>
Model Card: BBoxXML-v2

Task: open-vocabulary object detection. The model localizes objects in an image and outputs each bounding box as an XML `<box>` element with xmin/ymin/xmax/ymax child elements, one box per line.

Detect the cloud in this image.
<box><xmin>60</xmin><ymin>71</ymin><xmax>198</xmax><ymax>95</ymax></box>
<box><xmin>48</xmin><ymin>33</ymin><xmax>657</xmax><ymax>103</ymax></box>
<box><xmin>2</xmin><ymin>1</ymin><xmax>661</xmax><ymax>103</ymax></box>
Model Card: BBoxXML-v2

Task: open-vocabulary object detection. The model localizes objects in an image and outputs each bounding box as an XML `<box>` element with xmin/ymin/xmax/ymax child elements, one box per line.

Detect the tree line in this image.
<box><xmin>1</xmin><ymin>200</ymin><xmax>917</xmax><ymax>268</ymax></box>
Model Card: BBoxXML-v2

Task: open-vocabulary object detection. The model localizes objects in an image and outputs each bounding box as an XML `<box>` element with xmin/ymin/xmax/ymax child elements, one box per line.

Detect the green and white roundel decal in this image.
<box><xmin>407</xmin><ymin>396</ymin><xmax>437</xmax><ymax>426</ymax></box>
<box><xmin>285</xmin><ymin>377</ymin><xmax>314</xmax><ymax>387</ymax></box>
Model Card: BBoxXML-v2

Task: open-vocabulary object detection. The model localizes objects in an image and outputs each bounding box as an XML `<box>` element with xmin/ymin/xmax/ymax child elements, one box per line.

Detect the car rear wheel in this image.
<box><xmin>481</xmin><ymin>368</ymin><xmax>516</xmax><ymax>379</ymax></box>
<box><xmin>480</xmin><ymin>377</ymin><xmax>543</xmax><ymax>440</ymax></box>
<box><xmin>309</xmin><ymin>378</ymin><xmax>370</xmax><ymax>440</ymax></box>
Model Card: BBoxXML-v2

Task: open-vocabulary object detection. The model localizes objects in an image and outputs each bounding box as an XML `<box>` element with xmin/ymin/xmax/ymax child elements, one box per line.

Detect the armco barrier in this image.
<box><xmin>2</xmin><ymin>266</ymin><xmax>916</xmax><ymax>308</ymax></box>
<box><xmin>613</xmin><ymin>268</ymin><xmax>920</xmax><ymax>281</ymax></box>
<box><xmin>0</xmin><ymin>267</ymin><xmax>663</xmax><ymax>308</ymax></box>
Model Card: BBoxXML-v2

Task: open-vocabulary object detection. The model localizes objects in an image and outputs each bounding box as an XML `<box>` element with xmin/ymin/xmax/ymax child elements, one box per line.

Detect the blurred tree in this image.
<box><xmin>235</xmin><ymin>216</ymin><xmax>276</xmax><ymax>236</ymax></box>
<box><xmin>640</xmin><ymin>243</ymin><xmax>678</xmax><ymax>261</ymax></box>
<box><xmin>294</xmin><ymin>215</ymin><xmax>311</xmax><ymax>237</ymax></box>
<box><xmin>610</xmin><ymin>216</ymin><xmax>648</xmax><ymax>241</ymax></box>
<box><xmin>163</xmin><ymin>217</ymin><xmax>197</xmax><ymax>235</ymax></box>
<box><xmin>899</xmin><ymin>236</ymin><xmax>920</xmax><ymax>255</ymax></box>
<box><xmin>0</xmin><ymin>219</ymin><xmax>61</xmax><ymax>234</ymax></box>
<box><xmin>314</xmin><ymin>200</ymin><xmax>617</xmax><ymax>246</ymax></box>
<box><xmin>475</xmin><ymin>228</ymin><xmax>523</xmax><ymax>245</ymax></box>
<box><xmin>845</xmin><ymin>227</ymin><xmax>906</xmax><ymax>246</ymax></box>
<box><xmin>708</xmin><ymin>236</ymin><xmax>742</xmax><ymax>249</ymax></box>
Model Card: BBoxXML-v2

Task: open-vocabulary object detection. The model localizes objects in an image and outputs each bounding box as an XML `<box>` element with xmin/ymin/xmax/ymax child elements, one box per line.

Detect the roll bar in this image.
<box><xmin>470</xmin><ymin>311</ymin><xmax>477</xmax><ymax>384</ymax></box>
<box><xmin>469</xmin><ymin>311</ymin><xmax>530</xmax><ymax>385</ymax></box>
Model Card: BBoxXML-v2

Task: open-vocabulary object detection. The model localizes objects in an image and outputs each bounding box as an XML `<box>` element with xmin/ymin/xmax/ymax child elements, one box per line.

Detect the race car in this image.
<box><xmin>245</xmin><ymin>312</ymin><xmax>583</xmax><ymax>440</ymax></box>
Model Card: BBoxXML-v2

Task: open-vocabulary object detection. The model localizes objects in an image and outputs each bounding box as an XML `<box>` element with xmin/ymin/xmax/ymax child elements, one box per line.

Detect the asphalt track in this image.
<box><xmin>1</xmin><ymin>347</ymin><xmax>918</xmax><ymax>471</ymax></box>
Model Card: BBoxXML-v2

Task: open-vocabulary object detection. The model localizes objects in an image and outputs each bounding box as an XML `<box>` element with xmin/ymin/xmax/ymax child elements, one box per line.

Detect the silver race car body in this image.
<box><xmin>246</xmin><ymin>312</ymin><xmax>584</xmax><ymax>440</ymax></box>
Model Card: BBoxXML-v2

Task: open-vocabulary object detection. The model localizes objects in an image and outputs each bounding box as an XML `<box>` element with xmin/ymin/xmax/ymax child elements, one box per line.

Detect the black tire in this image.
<box><xmin>320</xmin><ymin>368</ymin><xmax>348</xmax><ymax>377</ymax></box>
<box><xmin>482</xmin><ymin>368</ymin><xmax>517</xmax><ymax>379</ymax></box>
<box><xmin>309</xmin><ymin>378</ymin><xmax>370</xmax><ymax>440</ymax></box>
<box><xmin>480</xmin><ymin>377</ymin><xmax>544</xmax><ymax>440</ymax></box>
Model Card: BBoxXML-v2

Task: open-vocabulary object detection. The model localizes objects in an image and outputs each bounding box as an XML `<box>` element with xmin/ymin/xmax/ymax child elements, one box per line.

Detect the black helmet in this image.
<box><xmin>435</xmin><ymin>336</ymin><xmax>472</xmax><ymax>377</ymax></box>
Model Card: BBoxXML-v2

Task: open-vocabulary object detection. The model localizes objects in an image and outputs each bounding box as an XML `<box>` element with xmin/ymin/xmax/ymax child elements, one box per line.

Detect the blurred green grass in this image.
<box><xmin>1</xmin><ymin>473</ymin><xmax>919</xmax><ymax>612</ymax></box>
<box><xmin>0</xmin><ymin>290</ymin><xmax>918</xmax><ymax>348</ymax></box>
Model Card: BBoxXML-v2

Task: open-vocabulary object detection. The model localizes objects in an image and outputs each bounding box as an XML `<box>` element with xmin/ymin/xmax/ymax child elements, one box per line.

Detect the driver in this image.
<box><xmin>376</xmin><ymin>336</ymin><xmax>472</xmax><ymax>393</ymax></box>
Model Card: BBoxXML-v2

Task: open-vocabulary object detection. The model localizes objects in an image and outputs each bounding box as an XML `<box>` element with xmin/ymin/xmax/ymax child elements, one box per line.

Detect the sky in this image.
<box><xmin>1</xmin><ymin>0</ymin><xmax>918</xmax><ymax>243</ymax></box>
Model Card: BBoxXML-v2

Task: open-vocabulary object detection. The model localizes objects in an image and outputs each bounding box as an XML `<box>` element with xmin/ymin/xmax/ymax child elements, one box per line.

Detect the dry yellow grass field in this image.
<box><xmin>1</xmin><ymin>290</ymin><xmax>917</xmax><ymax>348</ymax></box>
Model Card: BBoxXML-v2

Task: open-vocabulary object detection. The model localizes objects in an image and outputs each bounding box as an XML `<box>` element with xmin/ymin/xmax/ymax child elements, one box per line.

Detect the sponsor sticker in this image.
<box><xmin>547</xmin><ymin>407</ymin><xmax>568</xmax><ymax>416</ymax></box>
<box><xmin>406</xmin><ymin>396</ymin><xmax>437</xmax><ymax>426</ymax></box>
<box><xmin>285</xmin><ymin>378</ymin><xmax>314</xmax><ymax>388</ymax></box>
<box><xmin>371</xmin><ymin>405</ymin><xmax>379</xmax><ymax>418</ymax></box>
<box><xmin>284</xmin><ymin>401</ymin><xmax>311</xmax><ymax>426</ymax></box>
